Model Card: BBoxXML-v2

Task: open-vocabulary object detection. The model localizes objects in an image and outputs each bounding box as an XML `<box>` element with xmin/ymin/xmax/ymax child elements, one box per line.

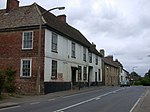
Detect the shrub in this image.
<box><xmin>4</xmin><ymin>68</ymin><xmax>16</xmax><ymax>93</ymax></box>
<box><xmin>0</xmin><ymin>70</ymin><xmax>5</xmax><ymax>98</ymax></box>
<box><xmin>141</xmin><ymin>78</ymin><xmax>150</xmax><ymax>86</ymax></box>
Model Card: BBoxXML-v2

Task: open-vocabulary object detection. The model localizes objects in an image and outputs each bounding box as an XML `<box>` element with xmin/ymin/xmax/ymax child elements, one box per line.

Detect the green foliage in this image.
<box><xmin>141</xmin><ymin>78</ymin><xmax>150</xmax><ymax>86</ymax></box>
<box><xmin>4</xmin><ymin>68</ymin><xmax>16</xmax><ymax>93</ymax></box>
<box><xmin>133</xmin><ymin>81</ymin><xmax>141</xmax><ymax>85</ymax></box>
<box><xmin>0</xmin><ymin>70</ymin><xmax>5</xmax><ymax>96</ymax></box>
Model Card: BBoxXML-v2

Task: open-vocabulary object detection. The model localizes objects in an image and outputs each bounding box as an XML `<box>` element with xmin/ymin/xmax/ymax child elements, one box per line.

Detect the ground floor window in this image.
<box><xmin>83</xmin><ymin>67</ymin><xmax>87</xmax><ymax>80</ymax></box>
<box><xmin>20</xmin><ymin>59</ymin><xmax>32</xmax><ymax>77</ymax></box>
<box><xmin>78</xmin><ymin>66</ymin><xmax>82</xmax><ymax>81</ymax></box>
<box><xmin>98</xmin><ymin>69</ymin><xmax>101</xmax><ymax>81</ymax></box>
<box><xmin>51</xmin><ymin>60</ymin><xmax>57</xmax><ymax>80</ymax></box>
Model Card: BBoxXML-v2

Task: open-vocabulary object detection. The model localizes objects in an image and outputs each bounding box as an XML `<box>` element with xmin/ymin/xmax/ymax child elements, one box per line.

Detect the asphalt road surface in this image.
<box><xmin>0</xmin><ymin>86</ymin><xmax>147</xmax><ymax>112</ymax></box>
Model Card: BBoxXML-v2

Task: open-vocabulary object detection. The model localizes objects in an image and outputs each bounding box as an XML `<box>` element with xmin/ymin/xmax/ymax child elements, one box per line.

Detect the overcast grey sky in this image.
<box><xmin>1</xmin><ymin>0</ymin><xmax>150</xmax><ymax>76</ymax></box>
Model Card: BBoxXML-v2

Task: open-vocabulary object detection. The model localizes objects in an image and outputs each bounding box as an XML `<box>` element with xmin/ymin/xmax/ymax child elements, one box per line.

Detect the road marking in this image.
<box><xmin>30</xmin><ymin>102</ymin><xmax>40</xmax><ymax>105</ymax></box>
<box><xmin>48</xmin><ymin>98</ymin><xmax>56</xmax><ymax>101</ymax></box>
<box><xmin>62</xmin><ymin>90</ymin><xmax>100</xmax><ymax>99</ymax></box>
<box><xmin>129</xmin><ymin>97</ymin><xmax>141</xmax><ymax>112</ymax></box>
<box><xmin>53</xmin><ymin>88</ymin><xmax>123</xmax><ymax>112</ymax></box>
<box><xmin>129</xmin><ymin>90</ymin><xmax>149</xmax><ymax>112</ymax></box>
<box><xmin>0</xmin><ymin>106</ymin><xmax>21</xmax><ymax>111</ymax></box>
<box><xmin>95</xmin><ymin>97</ymin><xmax>101</xmax><ymax>100</ymax></box>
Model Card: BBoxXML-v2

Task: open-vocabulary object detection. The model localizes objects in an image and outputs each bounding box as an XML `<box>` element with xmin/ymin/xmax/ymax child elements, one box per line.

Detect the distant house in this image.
<box><xmin>0</xmin><ymin>0</ymin><xmax>102</xmax><ymax>94</ymax></box>
<box><xmin>100</xmin><ymin>49</ymin><xmax>123</xmax><ymax>86</ymax></box>
<box><xmin>120</xmin><ymin>69</ymin><xmax>130</xmax><ymax>86</ymax></box>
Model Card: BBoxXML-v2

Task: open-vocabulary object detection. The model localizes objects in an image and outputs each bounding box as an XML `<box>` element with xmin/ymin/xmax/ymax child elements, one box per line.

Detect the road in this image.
<box><xmin>0</xmin><ymin>86</ymin><xmax>147</xmax><ymax>112</ymax></box>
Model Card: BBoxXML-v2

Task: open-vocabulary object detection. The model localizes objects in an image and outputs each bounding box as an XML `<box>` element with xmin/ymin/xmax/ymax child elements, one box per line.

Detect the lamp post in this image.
<box><xmin>36</xmin><ymin>6</ymin><xmax>65</xmax><ymax>95</ymax></box>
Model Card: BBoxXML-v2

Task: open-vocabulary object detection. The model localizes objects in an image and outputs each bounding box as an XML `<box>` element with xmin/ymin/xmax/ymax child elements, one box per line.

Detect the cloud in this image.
<box><xmin>0</xmin><ymin>0</ymin><xmax>150</xmax><ymax>76</ymax></box>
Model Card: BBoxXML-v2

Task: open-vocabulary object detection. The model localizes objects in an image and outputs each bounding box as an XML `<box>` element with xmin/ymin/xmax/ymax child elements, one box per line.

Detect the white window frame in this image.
<box><xmin>83</xmin><ymin>47</ymin><xmax>86</xmax><ymax>61</ymax></box>
<box><xmin>20</xmin><ymin>59</ymin><xmax>32</xmax><ymax>77</ymax></box>
<box><xmin>51</xmin><ymin>32</ymin><xmax>58</xmax><ymax>53</ymax></box>
<box><xmin>71</xmin><ymin>42</ymin><xmax>76</xmax><ymax>58</ymax></box>
<box><xmin>22</xmin><ymin>31</ymin><xmax>33</xmax><ymax>50</ymax></box>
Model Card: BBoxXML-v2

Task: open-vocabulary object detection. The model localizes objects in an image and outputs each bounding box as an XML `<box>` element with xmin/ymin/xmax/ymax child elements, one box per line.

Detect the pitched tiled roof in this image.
<box><xmin>0</xmin><ymin>3</ymin><xmax>102</xmax><ymax>57</ymax></box>
<box><xmin>102</xmin><ymin>57</ymin><xmax>119</xmax><ymax>68</ymax></box>
<box><xmin>0</xmin><ymin>4</ymin><xmax>40</xmax><ymax>30</ymax></box>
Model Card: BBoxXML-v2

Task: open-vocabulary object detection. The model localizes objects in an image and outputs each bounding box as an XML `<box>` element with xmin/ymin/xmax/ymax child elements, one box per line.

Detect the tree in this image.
<box><xmin>145</xmin><ymin>69</ymin><xmax>150</xmax><ymax>78</ymax></box>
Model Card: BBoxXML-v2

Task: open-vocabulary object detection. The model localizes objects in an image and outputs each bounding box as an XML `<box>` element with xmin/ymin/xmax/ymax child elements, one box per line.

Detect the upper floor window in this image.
<box><xmin>89</xmin><ymin>52</ymin><xmax>92</xmax><ymax>63</ymax></box>
<box><xmin>83</xmin><ymin>47</ymin><xmax>86</xmax><ymax>61</ymax></box>
<box><xmin>20</xmin><ymin>59</ymin><xmax>32</xmax><ymax>77</ymax></box>
<box><xmin>51</xmin><ymin>32</ymin><xmax>58</xmax><ymax>53</ymax></box>
<box><xmin>96</xmin><ymin>55</ymin><xmax>98</xmax><ymax>65</ymax></box>
<box><xmin>71</xmin><ymin>42</ymin><xmax>76</xmax><ymax>58</ymax></box>
<box><xmin>51</xmin><ymin>60</ymin><xmax>57</xmax><ymax>80</ymax></box>
<box><xmin>22</xmin><ymin>31</ymin><xmax>33</xmax><ymax>49</ymax></box>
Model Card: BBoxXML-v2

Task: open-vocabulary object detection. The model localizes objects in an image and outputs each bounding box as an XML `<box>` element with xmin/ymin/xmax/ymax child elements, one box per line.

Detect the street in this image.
<box><xmin>0</xmin><ymin>86</ymin><xmax>147</xmax><ymax>112</ymax></box>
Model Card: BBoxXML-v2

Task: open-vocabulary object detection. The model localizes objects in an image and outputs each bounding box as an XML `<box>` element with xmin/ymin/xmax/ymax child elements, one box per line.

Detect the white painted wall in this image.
<box><xmin>44</xmin><ymin>29</ymin><xmax>102</xmax><ymax>83</ymax></box>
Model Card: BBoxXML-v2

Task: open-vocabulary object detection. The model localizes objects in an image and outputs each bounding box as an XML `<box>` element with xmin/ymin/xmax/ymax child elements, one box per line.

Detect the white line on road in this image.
<box><xmin>0</xmin><ymin>106</ymin><xmax>21</xmax><ymax>111</ymax></box>
<box><xmin>129</xmin><ymin>90</ymin><xmax>149</xmax><ymax>112</ymax></box>
<box><xmin>30</xmin><ymin>102</ymin><xmax>40</xmax><ymax>105</ymax></box>
<box><xmin>48</xmin><ymin>98</ymin><xmax>56</xmax><ymax>101</ymax></box>
<box><xmin>129</xmin><ymin>97</ymin><xmax>141</xmax><ymax>112</ymax></box>
<box><xmin>53</xmin><ymin>88</ymin><xmax>123</xmax><ymax>112</ymax></box>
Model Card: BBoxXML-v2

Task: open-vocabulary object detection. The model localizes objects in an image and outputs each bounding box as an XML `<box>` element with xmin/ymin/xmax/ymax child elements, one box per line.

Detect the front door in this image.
<box><xmin>71</xmin><ymin>67</ymin><xmax>76</xmax><ymax>86</ymax></box>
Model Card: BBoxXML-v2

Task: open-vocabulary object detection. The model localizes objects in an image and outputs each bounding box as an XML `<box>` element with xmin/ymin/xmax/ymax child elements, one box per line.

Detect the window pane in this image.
<box><xmin>51</xmin><ymin>60</ymin><xmax>57</xmax><ymax>79</ymax></box>
<box><xmin>22</xmin><ymin>60</ymin><xmax>31</xmax><ymax>77</ymax></box>
<box><xmin>52</xmin><ymin>33</ymin><xmax>57</xmax><ymax>52</ymax></box>
<box><xmin>23</xmin><ymin>32</ymin><xmax>33</xmax><ymax>49</ymax></box>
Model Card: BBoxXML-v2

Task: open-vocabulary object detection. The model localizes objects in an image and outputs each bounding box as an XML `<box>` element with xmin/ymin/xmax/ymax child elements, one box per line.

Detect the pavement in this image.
<box><xmin>132</xmin><ymin>86</ymin><xmax>150</xmax><ymax>112</ymax></box>
<box><xmin>0</xmin><ymin>86</ymin><xmax>150</xmax><ymax>112</ymax></box>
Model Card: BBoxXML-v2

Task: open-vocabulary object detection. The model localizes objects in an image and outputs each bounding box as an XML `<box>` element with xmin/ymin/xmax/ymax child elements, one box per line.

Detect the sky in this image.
<box><xmin>1</xmin><ymin>0</ymin><xmax>150</xmax><ymax>76</ymax></box>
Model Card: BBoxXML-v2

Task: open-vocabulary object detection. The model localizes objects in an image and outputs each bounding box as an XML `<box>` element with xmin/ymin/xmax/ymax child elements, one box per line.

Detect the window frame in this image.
<box><xmin>89</xmin><ymin>52</ymin><xmax>92</xmax><ymax>63</ymax></box>
<box><xmin>51</xmin><ymin>60</ymin><xmax>57</xmax><ymax>80</ymax></box>
<box><xmin>83</xmin><ymin>67</ymin><xmax>87</xmax><ymax>80</ymax></box>
<box><xmin>20</xmin><ymin>59</ymin><xmax>32</xmax><ymax>78</ymax></box>
<box><xmin>96</xmin><ymin>55</ymin><xmax>98</xmax><ymax>65</ymax></box>
<box><xmin>51</xmin><ymin>32</ymin><xmax>58</xmax><ymax>53</ymax></box>
<box><xmin>71</xmin><ymin>42</ymin><xmax>76</xmax><ymax>58</ymax></box>
<box><xmin>83</xmin><ymin>47</ymin><xmax>86</xmax><ymax>61</ymax></box>
<box><xmin>22</xmin><ymin>31</ymin><xmax>33</xmax><ymax>50</ymax></box>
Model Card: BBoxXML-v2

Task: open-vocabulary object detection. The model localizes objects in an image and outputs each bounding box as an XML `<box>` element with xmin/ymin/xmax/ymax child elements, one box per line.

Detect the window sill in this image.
<box><xmin>51</xmin><ymin>50</ymin><xmax>58</xmax><ymax>53</ymax></box>
<box><xmin>71</xmin><ymin>56</ymin><xmax>76</xmax><ymax>59</ymax></box>
<box><xmin>20</xmin><ymin>76</ymin><xmax>31</xmax><ymax>79</ymax></box>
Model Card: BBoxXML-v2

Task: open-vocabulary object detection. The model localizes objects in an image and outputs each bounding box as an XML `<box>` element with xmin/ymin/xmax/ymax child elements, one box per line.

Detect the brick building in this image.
<box><xmin>0</xmin><ymin>0</ymin><xmax>102</xmax><ymax>94</ymax></box>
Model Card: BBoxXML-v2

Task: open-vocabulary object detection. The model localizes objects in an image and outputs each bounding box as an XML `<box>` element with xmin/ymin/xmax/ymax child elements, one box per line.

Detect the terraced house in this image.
<box><xmin>0</xmin><ymin>0</ymin><xmax>102</xmax><ymax>94</ymax></box>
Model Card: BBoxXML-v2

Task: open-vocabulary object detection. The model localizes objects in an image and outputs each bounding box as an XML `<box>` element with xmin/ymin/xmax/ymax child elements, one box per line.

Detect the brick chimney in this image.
<box><xmin>6</xmin><ymin>0</ymin><xmax>19</xmax><ymax>13</ymax></box>
<box><xmin>106</xmin><ymin>55</ymin><xmax>113</xmax><ymax>62</ymax></box>
<box><xmin>57</xmin><ymin>14</ymin><xmax>66</xmax><ymax>23</ymax></box>
<box><xmin>100</xmin><ymin>49</ymin><xmax>105</xmax><ymax>57</ymax></box>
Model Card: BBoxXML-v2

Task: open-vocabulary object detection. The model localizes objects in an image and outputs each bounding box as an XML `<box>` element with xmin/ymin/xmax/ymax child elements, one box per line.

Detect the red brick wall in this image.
<box><xmin>0</xmin><ymin>29</ymin><xmax>45</xmax><ymax>94</ymax></box>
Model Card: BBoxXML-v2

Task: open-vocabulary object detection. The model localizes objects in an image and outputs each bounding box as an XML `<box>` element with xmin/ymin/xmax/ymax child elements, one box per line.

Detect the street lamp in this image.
<box><xmin>36</xmin><ymin>6</ymin><xmax>65</xmax><ymax>95</ymax></box>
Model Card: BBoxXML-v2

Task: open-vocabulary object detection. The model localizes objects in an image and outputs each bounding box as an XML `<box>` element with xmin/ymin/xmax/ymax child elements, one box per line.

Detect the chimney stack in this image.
<box><xmin>100</xmin><ymin>49</ymin><xmax>105</xmax><ymax>57</ymax></box>
<box><xmin>57</xmin><ymin>14</ymin><xmax>66</xmax><ymax>23</ymax></box>
<box><xmin>106</xmin><ymin>55</ymin><xmax>113</xmax><ymax>62</ymax></box>
<box><xmin>6</xmin><ymin>0</ymin><xmax>19</xmax><ymax>13</ymax></box>
<box><xmin>92</xmin><ymin>42</ymin><xmax>96</xmax><ymax>48</ymax></box>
